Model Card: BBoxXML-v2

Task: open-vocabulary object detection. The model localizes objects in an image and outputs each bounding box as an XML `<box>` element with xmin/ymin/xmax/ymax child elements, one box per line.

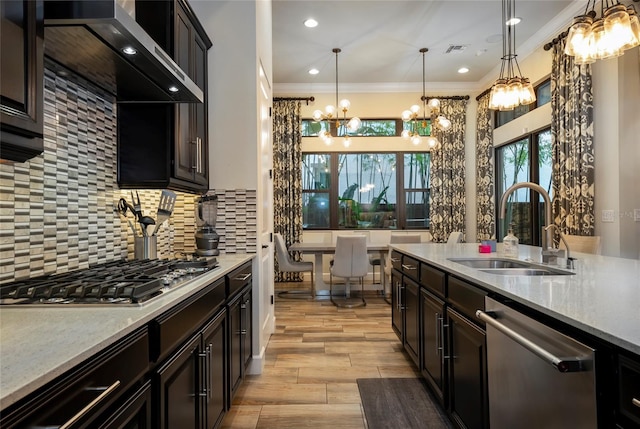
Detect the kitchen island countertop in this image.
<box><xmin>391</xmin><ymin>243</ymin><xmax>640</xmax><ymax>355</ymax></box>
<box><xmin>0</xmin><ymin>253</ymin><xmax>254</xmax><ymax>411</ymax></box>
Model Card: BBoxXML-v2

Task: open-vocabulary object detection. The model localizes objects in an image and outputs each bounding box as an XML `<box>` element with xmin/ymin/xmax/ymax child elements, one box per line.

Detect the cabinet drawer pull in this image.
<box><xmin>234</xmin><ymin>273</ymin><xmax>251</xmax><ymax>282</ymax></box>
<box><xmin>401</xmin><ymin>264</ymin><xmax>417</xmax><ymax>271</ymax></box>
<box><xmin>389</xmin><ymin>257</ymin><xmax>400</xmax><ymax>264</ymax></box>
<box><xmin>633</xmin><ymin>398</ymin><xmax>640</xmax><ymax>408</ymax></box>
<box><xmin>241</xmin><ymin>329</ymin><xmax>248</xmax><ymax>335</ymax></box>
<box><xmin>59</xmin><ymin>380</ymin><xmax>121</xmax><ymax>429</ymax></box>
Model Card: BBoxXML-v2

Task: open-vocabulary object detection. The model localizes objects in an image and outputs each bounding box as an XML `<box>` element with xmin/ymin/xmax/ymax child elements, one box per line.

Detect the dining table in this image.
<box><xmin>289</xmin><ymin>241</ymin><xmax>389</xmax><ymax>297</ymax></box>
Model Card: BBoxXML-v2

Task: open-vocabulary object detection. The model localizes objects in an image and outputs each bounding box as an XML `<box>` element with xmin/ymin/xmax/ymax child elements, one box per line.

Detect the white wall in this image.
<box><xmin>191</xmin><ymin>1</ymin><xmax>259</xmax><ymax>190</ymax></box>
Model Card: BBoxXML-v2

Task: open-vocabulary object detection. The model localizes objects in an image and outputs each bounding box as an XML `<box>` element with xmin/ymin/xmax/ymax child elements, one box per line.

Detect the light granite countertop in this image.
<box><xmin>0</xmin><ymin>253</ymin><xmax>254</xmax><ymax>411</ymax></box>
<box><xmin>391</xmin><ymin>243</ymin><xmax>640</xmax><ymax>355</ymax></box>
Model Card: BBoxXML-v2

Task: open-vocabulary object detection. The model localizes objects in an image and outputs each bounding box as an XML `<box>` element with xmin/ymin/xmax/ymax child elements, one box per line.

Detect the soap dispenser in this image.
<box><xmin>503</xmin><ymin>226</ymin><xmax>519</xmax><ymax>258</ymax></box>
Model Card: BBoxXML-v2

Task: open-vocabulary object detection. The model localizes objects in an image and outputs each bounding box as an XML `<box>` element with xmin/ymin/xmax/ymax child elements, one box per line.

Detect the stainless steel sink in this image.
<box><xmin>478</xmin><ymin>268</ymin><xmax>574</xmax><ymax>276</ymax></box>
<box><xmin>448</xmin><ymin>258</ymin><xmax>532</xmax><ymax>269</ymax></box>
<box><xmin>448</xmin><ymin>258</ymin><xmax>575</xmax><ymax>276</ymax></box>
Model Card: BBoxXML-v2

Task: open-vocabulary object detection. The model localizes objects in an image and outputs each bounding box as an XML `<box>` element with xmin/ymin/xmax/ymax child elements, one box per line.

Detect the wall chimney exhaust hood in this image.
<box><xmin>44</xmin><ymin>0</ymin><xmax>203</xmax><ymax>103</ymax></box>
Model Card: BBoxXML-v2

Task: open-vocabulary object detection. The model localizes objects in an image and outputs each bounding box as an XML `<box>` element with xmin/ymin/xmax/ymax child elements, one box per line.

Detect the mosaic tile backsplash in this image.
<box><xmin>0</xmin><ymin>68</ymin><xmax>256</xmax><ymax>283</ymax></box>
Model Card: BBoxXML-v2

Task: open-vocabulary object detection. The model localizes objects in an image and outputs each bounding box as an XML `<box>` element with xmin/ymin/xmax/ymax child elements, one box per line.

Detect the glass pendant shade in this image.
<box><xmin>401</xmin><ymin>129</ymin><xmax>411</xmax><ymax>139</ymax></box>
<box><xmin>604</xmin><ymin>5</ymin><xmax>635</xmax><ymax>47</ymax></box>
<box><xmin>425</xmin><ymin>136</ymin><xmax>439</xmax><ymax>149</ymax></box>
<box><xmin>325</xmin><ymin>105</ymin><xmax>337</xmax><ymax>116</ymax></box>
<box><xmin>411</xmin><ymin>135</ymin><xmax>422</xmax><ymax>145</ymax></box>
<box><xmin>339</xmin><ymin>99</ymin><xmax>351</xmax><ymax>110</ymax></box>
<box><xmin>625</xmin><ymin>7</ymin><xmax>640</xmax><ymax>49</ymax></box>
<box><xmin>565</xmin><ymin>2</ymin><xmax>639</xmax><ymax>62</ymax></box>
<box><xmin>565</xmin><ymin>15</ymin><xmax>594</xmax><ymax>56</ymax></box>
<box><xmin>347</xmin><ymin>117</ymin><xmax>361</xmax><ymax>131</ymax></box>
<box><xmin>401</xmin><ymin>110</ymin><xmax>413</xmax><ymax>121</ymax></box>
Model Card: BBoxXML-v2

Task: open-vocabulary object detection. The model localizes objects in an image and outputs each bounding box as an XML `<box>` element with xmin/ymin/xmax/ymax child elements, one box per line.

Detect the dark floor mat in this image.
<box><xmin>357</xmin><ymin>378</ymin><xmax>453</xmax><ymax>429</ymax></box>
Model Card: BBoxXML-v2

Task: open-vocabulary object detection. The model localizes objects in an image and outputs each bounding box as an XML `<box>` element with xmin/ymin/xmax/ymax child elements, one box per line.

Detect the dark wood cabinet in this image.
<box><xmin>0</xmin><ymin>0</ymin><xmax>44</xmax><ymax>162</ymax></box>
<box><xmin>447</xmin><ymin>308</ymin><xmax>488</xmax><ymax>429</ymax></box>
<box><xmin>155</xmin><ymin>308</ymin><xmax>227</xmax><ymax>429</ymax></box>
<box><xmin>228</xmin><ymin>286</ymin><xmax>252</xmax><ymax>404</ymax></box>
<box><xmin>404</xmin><ymin>276</ymin><xmax>420</xmax><ymax>367</ymax></box>
<box><xmin>156</xmin><ymin>332</ymin><xmax>201</xmax><ymax>429</ymax></box>
<box><xmin>617</xmin><ymin>353</ymin><xmax>640</xmax><ymax>428</ymax></box>
<box><xmin>391</xmin><ymin>268</ymin><xmax>404</xmax><ymax>339</ymax></box>
<box><xmin>97</xmin><ymin>381</ymin><xmax>153</xmax><ymax>429</ymax></box>
<box><xmin>118</xmin><ymin>0</ymin><xmax>211</xmax><ymax>194</ymax></box>
<box><xmin>0</xmin><ymin>327</ymin><xmax>150</xmax><ymax>429</ymax></box>
<box><xmin>421</xmin><ymin>288</ymin><xmax>446</xmax><ymax>406</ymax></box>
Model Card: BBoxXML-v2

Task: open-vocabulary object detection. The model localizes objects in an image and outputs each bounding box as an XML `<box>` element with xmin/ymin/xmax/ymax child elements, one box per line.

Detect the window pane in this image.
<box><xmin>497</xmin><ymin>139</ymin><xmax>531</xmax><ymax>243</ymax></box>
<box><xmin>538</xmin><ymin>130</ymin><xmax>553</xmax><ymax>199</ymax></box>
<box><xmin>301</xmin><ymin>120</ymin><xmax>330</xmax><ymax>137</ymax></box>
<box><xmin>406</xmin><ymin>190</ymin><xmax>430</xmax><ymax>228</ymax></box>
<box><xmin>404</xmin><ymin>153</ymin><xmax>430</xmax><ymax>189</ymax></box>
<box><xmin>302</xmin><ymin>154</ymin><xmax>330</xmax><ymax>189</ymax></box>
<box><xmin>337</xmin><ymin>153</ymin><xmax>397</xmax><ymax>229</ymax></box>
<box><xmin>537</xmin><ymin>80</ymin><xmax>551</xmax><ymax>106</ymax></box>
<box><xmin>303</xmin><ymin>192</ymin><xmax>330</xmax><ymax>228</ymax></box>
<box><xmin>402</xmin><ymin>119</ymin><xmax>432</xmax><ymax>136</ymax></box>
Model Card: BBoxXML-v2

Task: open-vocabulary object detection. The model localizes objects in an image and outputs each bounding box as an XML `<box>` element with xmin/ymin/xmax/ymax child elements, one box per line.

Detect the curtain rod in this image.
<box><xmin>476</xmin><ymin>87</ymin><xmax>491</xmax><ymax>101</ymax></box>
<box><xmin>273</xmin><ymin>96</ymin><xmax>315</xmax><ymax>105</ymax></box>
<box><xmin>544</xmin><ymin>30</ymin><xmax>569</xmax><ymax>51</ymax></box>
<box><xmin>426</xmin><ymin>95</ymin><xmax>470</xmax><ymax>101</ymax></box>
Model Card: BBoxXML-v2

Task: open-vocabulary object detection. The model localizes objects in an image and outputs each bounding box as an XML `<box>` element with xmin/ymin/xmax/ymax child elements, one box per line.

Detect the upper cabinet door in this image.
<box><xmin>0</xmin><ymin>0</ymin><xmax>44</xmax><ymax>162</ymax></box>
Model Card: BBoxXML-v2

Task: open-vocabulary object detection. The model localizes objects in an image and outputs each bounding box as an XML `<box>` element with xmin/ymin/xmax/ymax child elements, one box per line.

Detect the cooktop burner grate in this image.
<box><xmin>0</xmin><ymin>257</ymin><xmax>218</xmax><ymax>306</ymax></box>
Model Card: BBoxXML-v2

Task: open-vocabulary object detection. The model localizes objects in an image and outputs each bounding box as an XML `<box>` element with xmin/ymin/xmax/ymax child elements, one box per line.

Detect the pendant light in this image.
<box><xmin>564</xmin><ymin>0</ymin><xmax>640</xmax><ymax>64</ymax></box>
<box><xmin>400</xmin><ymin>48</ymin><xmax>451</xmax><ymax>149</ymax></box>
<box><xmin>312</xmin><ymin>48</ymin><xmax>361</xmax><ymax>147</ymax></box>
<box><xmin>488</xmin><ymin>0</ymin><xmax>536</xmax><ymax>111</ymax></box>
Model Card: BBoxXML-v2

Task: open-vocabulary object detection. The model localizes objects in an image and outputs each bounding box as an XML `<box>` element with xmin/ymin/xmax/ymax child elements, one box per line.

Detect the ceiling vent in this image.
<box><xmin>445</xmin><ymin>45</ymin><xmax>467</xmax><ymax>54</ymax></box>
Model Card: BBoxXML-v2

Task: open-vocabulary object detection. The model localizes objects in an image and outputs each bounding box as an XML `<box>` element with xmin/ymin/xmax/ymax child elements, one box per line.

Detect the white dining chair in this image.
<box><xmin>559</xmin><ymin>234</ymin><xmax>601</xmax><ymax>255</ymax></box>
<box><xmin>330</xmin><ymin>235</ymin><xmax>369</xmax><ymax>308</ymax></box>
<box><xmin>447</xmin><ymin>231</ymin><xmax>463</xmax><ymax>243</ymax></box>
<box><xmin>274</xmin><ymin>233</ymin><xmax>315</xmax><ymax>299</ymax></box>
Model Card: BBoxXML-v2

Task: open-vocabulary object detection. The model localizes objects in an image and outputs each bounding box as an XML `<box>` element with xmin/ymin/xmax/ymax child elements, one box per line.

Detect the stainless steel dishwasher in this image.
<box><xmin>476</xmin><ymin>297</ymin><xmax>597</xmax><ymax>429</ymax></box>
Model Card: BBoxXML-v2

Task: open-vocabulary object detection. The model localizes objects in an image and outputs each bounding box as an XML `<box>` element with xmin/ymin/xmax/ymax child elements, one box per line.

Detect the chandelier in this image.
<box><xmin>312</xmin><ymin>48</ymin><xmax>361</xmax><ymax>147</ymax></box>
<box><xmin>401</xmin><ymin>48</ymin><xmax>452</xmax><ymax>149</ymax></box>
<box><xmin>488</xmin><ymin>0</ymin><xmax>536</xmax><ymax>111</ymax></box>
<box><xmin>564</xmin><ymin>0</ymin><xmax>640</xmax><ymax>64</ymax></box>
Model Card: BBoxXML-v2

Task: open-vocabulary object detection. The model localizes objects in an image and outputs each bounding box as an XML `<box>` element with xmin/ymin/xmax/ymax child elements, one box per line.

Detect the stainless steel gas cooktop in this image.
<box><xmin>0</xmin><ymin>257</ymin><xmax>219</xmax><ymax>306</ymax></box>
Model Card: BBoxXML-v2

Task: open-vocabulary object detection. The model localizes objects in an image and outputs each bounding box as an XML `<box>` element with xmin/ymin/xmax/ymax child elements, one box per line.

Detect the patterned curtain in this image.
<box><xmin>273</xmin><ymin>100</ymin><xmax>304</xmax><ymax>282</ymax></box>
<box><xmin>429</xmin><ymin>98</ymin><xmax>468</xmax><ymax>242</ymax></box>
<box><xmin>475</xmin><ymin>94</ymin><xmax>495</xmax><ymax>241</ymax></box>
<box><xmin>550</xmin><ymin>40</ymin><xmax>595</xmax><ymax>236</ymax></box>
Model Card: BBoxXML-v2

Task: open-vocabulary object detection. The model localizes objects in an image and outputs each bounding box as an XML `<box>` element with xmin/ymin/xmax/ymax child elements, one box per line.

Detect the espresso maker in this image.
<box><xmin>195</xmin><ymin>192</ymin><xmax>220</xmax><ymax>256</ymax></box>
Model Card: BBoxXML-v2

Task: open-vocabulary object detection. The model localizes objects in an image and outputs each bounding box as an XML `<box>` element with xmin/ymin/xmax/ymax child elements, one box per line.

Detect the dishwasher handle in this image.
<box><xmin>476</xmin><ymin>310</ymin><xmax>586</xmax><ymax>373</ymax></box>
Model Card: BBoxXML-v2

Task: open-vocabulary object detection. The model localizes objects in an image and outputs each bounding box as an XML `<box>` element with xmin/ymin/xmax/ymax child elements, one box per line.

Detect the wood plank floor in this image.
<box><xmin>220</xmin><ymin>282</ymin><xmax>420</xmax><ymax>429</ymax></box>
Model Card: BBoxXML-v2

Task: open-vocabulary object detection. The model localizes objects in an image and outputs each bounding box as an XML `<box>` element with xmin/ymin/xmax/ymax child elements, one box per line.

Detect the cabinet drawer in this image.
<box><xmin>618</xmin><ymin>354</ymin><xmax>640</xmax><ymax>425</ymax></box>
<box><xmin>151</xmin><ymin>278</ymin><xmax>226</xmax><ymax>362</ymax></box>
<box><xmin>1</xmin><ymin>328</ymin><xmax>149</xmax><ymax>428</ymax></box>
<box><xmin>421</xmin><ymin>264</ymin><xmax>446</xmax><ymax>298</ymax></box>
<box><xmin>227</xmin><ymin>262</ymin><xmax>252</xmax><ymax>298</ymax></box>
<box><xmin>401</xmin><ymin>255</ymin><xmax>420</xmax><ymax>280</ymax></box>
<box><xmin>448</xmin><ymin>276</ymin><xmax>487</xmax><ymax>323</ymax></box>
<box><xmin>389</xmin><ymin>250</ymin><xmax>403</xmax><ymax>272</ymax></box>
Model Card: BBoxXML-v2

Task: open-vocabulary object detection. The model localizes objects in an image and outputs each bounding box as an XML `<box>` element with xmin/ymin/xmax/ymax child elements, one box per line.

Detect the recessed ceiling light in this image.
<box><xmin>122</xmin><ymin>46</ymin><xmax>137</xmax><ymax>55</ymax></box>
<box><xmin>304</xmin><ymin>18</ymin><xmax>318</xmax><ymax>28</ymax></box>
<box><xmin>308</xmin><ymin>68</ymin><xmax>319</xmax><ymax>75</ymax></box>
<box><xmin>168</xmin><ymin>86</ymin><xmax>179</xmax><ymax>93</ymax></box>
<box><xmin>458</xmin><ymin>67</ymin><xmax>469</xmax><ymax>74</ymax></box>
<box><xmin>506</xmin><ymin>17</ymin><xmax>521</xmax><ymax>26</ymax></box>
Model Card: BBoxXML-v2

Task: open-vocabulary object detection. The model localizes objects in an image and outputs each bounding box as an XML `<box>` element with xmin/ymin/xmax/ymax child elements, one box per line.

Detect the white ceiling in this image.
<box><xmin>272</xmin><ymin>0</ymin><xmax>585</xmax><ymax>93</ymax></box>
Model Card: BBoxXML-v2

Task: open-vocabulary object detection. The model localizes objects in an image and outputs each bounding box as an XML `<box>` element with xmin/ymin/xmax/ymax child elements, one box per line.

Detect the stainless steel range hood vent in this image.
<box><xmin>44</xmin><ymin>0</ymin><xmax>203</xmax><ymax>103</ymax></box>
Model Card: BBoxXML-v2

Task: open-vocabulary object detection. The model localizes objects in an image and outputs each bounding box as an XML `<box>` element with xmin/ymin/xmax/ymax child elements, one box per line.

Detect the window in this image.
<box><xmin>495</xmin><ymin>128</ymin><xmax>552</xmax><ymax>245</ymax></box>
<box><xmin>302</xmin><ymin>152</ymin><xmax>431</xmax><ymax>230</ymax></box>
<box><xmin>302</xmin><ymin>154</ymin><xmax>331</xmax><ymax>228</ymax></box>
<box><xmin>403</xmin><ymin>153</ymin><xmax>431</xmax><ymax>228</ymax></box>
<box><xmin>495</xmin><ymin>78</ymin><xmax>551</xmax><ymax>127</ymax></box>
<box><xmin>302</xmin><ymin>119</ymin><xmax>404</xmax><ymax>137</ymax></box>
